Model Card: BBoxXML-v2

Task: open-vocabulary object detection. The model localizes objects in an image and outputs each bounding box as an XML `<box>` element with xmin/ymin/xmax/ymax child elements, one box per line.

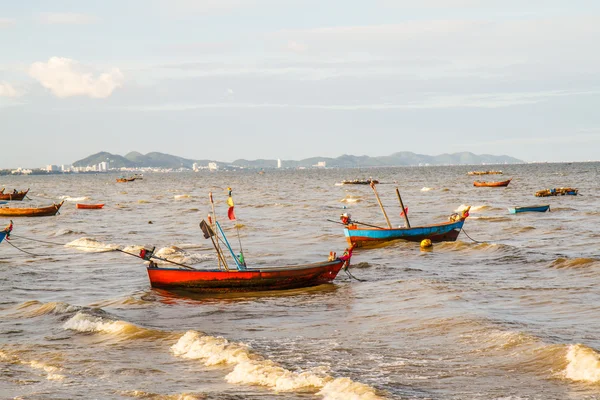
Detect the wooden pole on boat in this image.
<box><xmin>209</xmin><ymin>192</ymin><xmax>229</xmax><ymax>270</ymax></box>
<box><xmin>369</xmin><ymin>182</ymin><xmax>392</xmax><ymax>229</ymax></box>
<box><xmin>395</xmin><ymin>187</ymin><xmax>411</xmax><ymax>228</ymax></box>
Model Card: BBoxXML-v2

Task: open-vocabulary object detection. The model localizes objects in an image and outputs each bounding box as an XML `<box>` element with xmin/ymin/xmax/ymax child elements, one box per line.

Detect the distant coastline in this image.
<box><xmin>60</xmin><ymin>150</ymin><xmax>525</xmax><ymax>172</ymax></box>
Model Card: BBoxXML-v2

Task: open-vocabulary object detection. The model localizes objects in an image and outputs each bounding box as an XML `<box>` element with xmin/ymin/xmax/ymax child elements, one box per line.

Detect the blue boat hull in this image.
<box><xmin>344</xmin><ymin>219</ymin><xmax>466</xmax><ymax>247</ymax></box>
<box><xmin>0</xmin><ymin>231</ymin><xmax>6</xmax><ymax>244</ymax></box>
<box><xmin>508</xmin><ymin>205</ymin><xmax>550</xmax><ymax>214</ymax></box>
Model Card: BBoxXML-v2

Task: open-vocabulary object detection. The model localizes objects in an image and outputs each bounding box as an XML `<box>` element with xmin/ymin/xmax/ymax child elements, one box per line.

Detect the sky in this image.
<box><xmin>1</xmin><ymin>0</ymin><xmax>600</xmax><ymax>168</ymax></box>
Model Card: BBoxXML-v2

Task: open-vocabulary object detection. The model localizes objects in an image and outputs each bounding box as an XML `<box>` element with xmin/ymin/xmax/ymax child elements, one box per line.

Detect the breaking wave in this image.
<box><xmin>0</xmin><ymin>350</ymin><xmax>65</xmax><ymax>381</ymax></box>
<box><xmin>65</xmin><ymin>237</ymin><xmax>120</xmax><ymax>252</ymax></box>
<box><xmin>563</xmin><ymin>344</ymin><xmax>600</xmax><ymax>383</ymax></box>
<box><xmin>119</xmin><ymin>391</ymin><xmax>205</xmax><ymax>400</ymax></box>
<box><xmin>420</xmin><ymin>187</ymin><xmax>433</xmax><ymax>191</ymax></box>
<box><xmin>550</xmin><ymin>257</ymin><xmax>599</xmax><ymax>269</ymax></box>
<box><xmin>172</xmin><ymin>331</ymin><xmax>382</xmax><ymax>399</ymax></box>
<box><xmin>174</xmin><ymin>194</ymin><xmax>191</xmax><ymax>200</ymax></box>
<box><xmin>154</xmin><ymin>246</ymin><xmax>214</xmax><ymax>265</ymax></box>
<box><xmin>11</xmin><ymin>300</ymin><xmax>81</xmax><ymax>317</ymax></box>
<box><xmin>340</xmin><ymin>196</ymin><xmax>361</xmax><ymax>204</ymax></box>
<box><xmin>455</xmin><ymin>204</ymin><xmax>488</xmax><ymax>213</ymax></box>
<box><xmin>59</xmin><ymin>196</ymin><xmax>89</xmax><ymax>202</ymax></box>
<box><xmin>63</xmin><ymin>312</ymin><xmax>170</xmax><ymax>341</ymax></box>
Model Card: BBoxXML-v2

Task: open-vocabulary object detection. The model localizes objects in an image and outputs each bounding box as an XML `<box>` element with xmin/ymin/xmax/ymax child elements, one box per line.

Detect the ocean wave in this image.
<box><xmin>550</xmin><ymin>257</ymin><xmax>599</xmax><ymax>269</ymax></box>
<box><xmin>11</xmin><ymin>300</ymin><xmax>81</xmax><ymax>317</ymax></box>
<box><xmin>563</xmin><ymin>344</ymin><xmax>600</xmax><ymax>383</ymax></box>
<box><xmin>0</xmin><ymin>350</ymin><xmax>65</xmax><ymax>381</ymax></box>
<box><xmin>420</xmin><ymin>187</ymin><xmax>433</xmax><ymax>191</ymax></box>
<box><xmin>455</xmin><ymin>204</ymin><xmax>488</xmax><ymax>213</ymax></box>
<box><xmin>172</xmin><ymin>331</ymin><xmax>382</xmax><ymax>399</ymax></box>
<box><xmin>63</xmin><ymin>312</ymin><xmax>169</xmax><ymax>341</ymax></box>
<box><xmin>174</xmin><ymin>194</ymin><xmax>191</xmax><ymax>200</ymax></box>
<box><xmin>120</xmin><ymin>390</ymin><xmax>205</xmax><ymax>400</ymax></box>
<box><xmin>65</xmin><ymin>237</ymin><xmax>120</xmax><ymax>252</ymax></box>
<box><xmin>52</xmin><ymin>228</ymin><xmax>86</xmax><ymax>237</ymax></box>
<box><xmin>59</xmin><ymin>196</ymin><xmax>89</xmax><ymax>202</ymax></box>
<box><xmin>154</xmin><ymin>246</ymin><xmax>214</xmax><ymax>265</ymax></box>
<box><xmin>469</xmin><ymin>216</ymin><xmax>511</xmax><ymax>222</ymax></box>
<box><xmin>340</xmin><ymin>196</ymin><xmax>362</xmax><ymax>204</ymax></box>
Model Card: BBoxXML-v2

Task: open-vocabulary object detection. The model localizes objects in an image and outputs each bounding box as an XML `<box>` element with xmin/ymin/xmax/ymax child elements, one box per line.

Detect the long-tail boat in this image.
<box><xmin>0</xmin><ymin>221</ymin><xmax>12</xmax><ymax>244</ymax></box>
<box><xmin>467</xmin><ymin>171</ymin><xmax>503</xmax><ymax>175</ymax></box>
<box><xmin>340</xmin><ymin>182</ymin><xmax>470</xmax><ymax>248</ymax></box>
<box><xmin>508</xmin><ymin>205</ymin><xmax>550</xmax><ymax>214</ymax></box>
<box><xmin>142</xmin><ymin>190</ymin><xmax>352</xmax><ymax>292</ymax></box>
<box><xmin>76</xmin><ymin>203</ymin><xmax>104</xmax><ymax>209</ymax></box>
<box><xmin>0</xmin><ymin>201</ymin><xmax>64</xmax><ymax>217</ymax></box>
<box><xmin>0</xmin><ymin>188</ymin><xmax>29</xmax><ymax>201</ymax></box>
<box><xmin>339</xmin><ymin>179</ymin><xmax>380</xmax><ymax>185</ymax></box>
<box><xmin>473</xmin><ymin>179</ymin><xmax>511</xmax><ymax>187</ymax></box>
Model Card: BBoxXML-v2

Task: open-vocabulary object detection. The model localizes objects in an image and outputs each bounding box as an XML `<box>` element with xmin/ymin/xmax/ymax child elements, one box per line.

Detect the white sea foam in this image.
<box><xmin>172</xmin><ymin>331</ymin><xmax>382</xmax><ymax>398</ymax></box>
<box><xmin>0</xmin><ymin>350</ymin><xmax>65</xmax><ymax>381</ymax></box>
<box><xmin>174</xmin><ymin>194</ymin><xmax>191</xmax><ymax>199</ymax></box>
<box><xmin>564</xmin><ymin>344</ymin><xmax>600</xmax><ymax>382</ymax></box>
<box><xmin>455</xmin><ymin>204</ymin><xmax>486</xmax><ymax>213</ymax></box>
<box><xmin>154</xmin><ymin>246</ymin><xmax>213</xmax><ymax>265</ymax></box>
<box><xmin>65</xmin><ymin>237</ymin><xmax>120</xmax><ymax>252</ymax></box>
<box><xmin>60</xmin><ymin>196</ymin><xmax>89</xmax><ymax>202</ymax></box>
<box><xmin>420</xmin><ymin>187</ymin><xmax>433</xmax><ymax>191</ymax></box>
<box><xmin>63</xmin><ymin>312</ymin><xmax>135</xmax><ymax>335</ymax></box>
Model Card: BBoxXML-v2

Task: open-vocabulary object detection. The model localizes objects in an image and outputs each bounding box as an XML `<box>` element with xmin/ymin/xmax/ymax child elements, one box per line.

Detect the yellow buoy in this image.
<box><xmin>420</xmin><ymin>239</ymin><xmax>432</xmax><ymax>249</ymax></box>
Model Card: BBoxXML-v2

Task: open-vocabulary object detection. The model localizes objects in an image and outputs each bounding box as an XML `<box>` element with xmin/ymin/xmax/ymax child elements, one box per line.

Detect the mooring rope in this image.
<box><xmin>6</xmin><ymin>234</ymin><xmax>196</xmax><ymax>269</ymax></box>
<box><xmin>343</xmin><ymin>262</ymin><xmax>366</xmax><ymax>282</ymax></box>
<box><xmin>461</xmin><ymin>228</ymin><xmax>486</xmax><ymax>244</ymax></box>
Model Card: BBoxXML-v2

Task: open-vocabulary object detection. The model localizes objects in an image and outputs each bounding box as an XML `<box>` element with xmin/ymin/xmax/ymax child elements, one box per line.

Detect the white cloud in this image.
<box><xmin>0</xmin><ymin>18</ymin><xmax>15</xmax><ymax>28</ymax></box>
<box><xmin>29</xmin><ymin>57</ymin><xmax>124</xmax><ymax>99</ymax></box>
<box><xmin>287</xmin><ymin>41</ymin><xmax>307</xmax><ymax>53</ymax></box>
<box><xmin>38</xmin><ymin>12</ymin><xmax>97</xmax><ymax>25</ymax></box>
<box><xmin>0</xmin><ymin>81</ymin><xmax>20</xmax><ymax>97</ymax></box>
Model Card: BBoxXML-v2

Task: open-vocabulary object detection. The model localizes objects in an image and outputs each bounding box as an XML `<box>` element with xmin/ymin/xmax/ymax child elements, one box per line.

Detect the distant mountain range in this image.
<box><xmin>73</xmin><ymin>151</ymin><xmax>524</xmax><ymax>169</ymax></box>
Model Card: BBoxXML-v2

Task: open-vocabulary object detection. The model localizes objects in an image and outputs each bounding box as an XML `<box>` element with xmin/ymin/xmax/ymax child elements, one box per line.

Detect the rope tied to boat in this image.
<box><xmin>6</xmin><ymin>234</ymin><xmax>197</xmax><ymax>269</ymax></box>
<box><xmin>461</xmin><ymin>228</ymin><xmax>486</xmax><ymax>244</ymax></box>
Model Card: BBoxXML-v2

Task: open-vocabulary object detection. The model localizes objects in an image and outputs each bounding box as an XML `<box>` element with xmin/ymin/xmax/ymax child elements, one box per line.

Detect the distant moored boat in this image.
<box><xmin>508</xmin><ymin>205</ymin><xmax>550</xmax><ymax>214</ymax></box>
<box><xmin>76</xmin><ymin>203</ymin><xmax>105</xmax><ymax>209</ymax></box>
<box><xmin>473</xmin><ymin>179</ymin><xmax>511</xmax><ymax>187</ymax></box>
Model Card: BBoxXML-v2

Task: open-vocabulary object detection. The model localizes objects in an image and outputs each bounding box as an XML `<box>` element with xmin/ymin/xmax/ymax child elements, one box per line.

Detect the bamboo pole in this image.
<box><xmin>369</xmin><ymin>182</ymin><xmax>392</xmax><ymax>228</ymax></box>
<box><xmin>209</xmin><ymin>192</ymin><xmax>229</xmax><ymax>270</ymax></box>
<box><xmin>395</xmin><ymin>187</ymin><xmax>411</xmax><ymax>228</ymax></box>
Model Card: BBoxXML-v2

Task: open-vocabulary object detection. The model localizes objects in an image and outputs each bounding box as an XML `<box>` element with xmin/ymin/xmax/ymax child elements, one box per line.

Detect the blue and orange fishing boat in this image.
<box><xmin>340</xmin><ymin>183</ymin><xmax>470</xmax><ymax>248</ymax></box>
<box><xmin>142</xmin><ymin>190</ymin><xmax>353</xmax><ymax>292</ymax></box>
<box><xmin>0</xmin><ymin>220</ymin><xmax>13</xmax><ymax>244</ymax></box>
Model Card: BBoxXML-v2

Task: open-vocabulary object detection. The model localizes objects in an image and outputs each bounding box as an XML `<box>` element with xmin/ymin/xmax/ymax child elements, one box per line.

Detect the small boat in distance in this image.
<box><xmin>338</xmin><ymin>178</ymin><xmax>379</xmax><ymax>185</ymax></box>
<box><xmin>76</xmin><ymin>203</ymin><xmax>105</xmax><ymax>209</ymax></box>
<box><xmin>508</xmin><ymin>205</ymin><xmax>550</xmax><ymax>214</ymax></box>
<box><xmin>0</xmin><ymin>201</ymin><xmax>64</xmax><ymax>217</ymax></box>
<box><xmin>535</xmin><ymin>188</ymin><xmax>578</xmax><ymax>197</ymax></box>
<box><xmin>116</xmin><ymin>177</ymin><xmax>135</xmax><ymax>182</ymax></box>
<box><xmin>467</xmin><ymin>171</ymin><xmax>503</xmax><ymax>175</ymax></box>
<box><xmin>0</xmin><ymin>188</ymin><xmax>29</xmax><ymax>201</ymax></box>
<box><xmin>473</xmin><ymin>179</ymin><xmax>511</xmax><ymax>187</ymax></box>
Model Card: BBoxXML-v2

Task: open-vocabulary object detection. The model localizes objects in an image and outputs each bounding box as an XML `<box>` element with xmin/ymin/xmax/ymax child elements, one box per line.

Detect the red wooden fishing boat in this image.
<box><xmin>473</xmin><ymin>179</ymin><xmax>511</xmax><ymax>187</ymax></box>
<box><xmin>0</xmin><ymin>201</ymin><xmax>64</xmax><ymax>217</ymax></box>
<box><xmin>0</xmin><ymin>188</ymin><xmax>29</xmax><ymax>201</ymax></box>
<box><xmin>140</xmin><ymin>189</ymin><xmax>353</xmax><ymax>293</ymax></box>
<box><xmin>76</xmin><ymin>203</ymin><xmax>104</xmax><ymax>209</ymax></box>
<box><xmin>146</xmin><ymin>259</ymin><xmax>347</xmax><ymax>292</ymax></box>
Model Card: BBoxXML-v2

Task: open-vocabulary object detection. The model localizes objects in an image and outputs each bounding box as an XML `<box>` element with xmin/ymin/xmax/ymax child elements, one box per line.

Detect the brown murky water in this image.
<box><xmin>2</xmin><ymin>163</ymin><xmax>600</xmax><ymax>399</ymax></box>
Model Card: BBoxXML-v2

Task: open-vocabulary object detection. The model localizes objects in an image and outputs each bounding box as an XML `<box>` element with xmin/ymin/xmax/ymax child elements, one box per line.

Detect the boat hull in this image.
<box><xmin>508</xmin><ymin>205</ymin><xmax>550</xmax><ymax>214</ymax></box>
<box><xmin>76</xmin><ymin>204</ymin><xmax>104</xmax><ymax>209</ymax></box>
<box><xmin>345</xmin><ymin>219</ymin><xmax>465</xmax><ymax>247</ymax></box>
<box><xmin>473</xmin><ymin>179</ymin><xmax>511</xmax><ymax>187</ymax></box>
<box><xmin>0</xmin><ymin>231</ymin><xmax>6</xmax><ymax>244</ymax></box>
<box><xmin>0</xmin><ymin>189</ymin><xmax>29</xmax><ymax>201</ymax></box>
<box><xmin>0</xmin><ymin>201</ymin><xmax>63</xmax><ymax>217</ymax></box>
<box><xmin>146</xmin><ymin>260</ymin><xmax>345</xmax><ymax>292</ymax></box>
